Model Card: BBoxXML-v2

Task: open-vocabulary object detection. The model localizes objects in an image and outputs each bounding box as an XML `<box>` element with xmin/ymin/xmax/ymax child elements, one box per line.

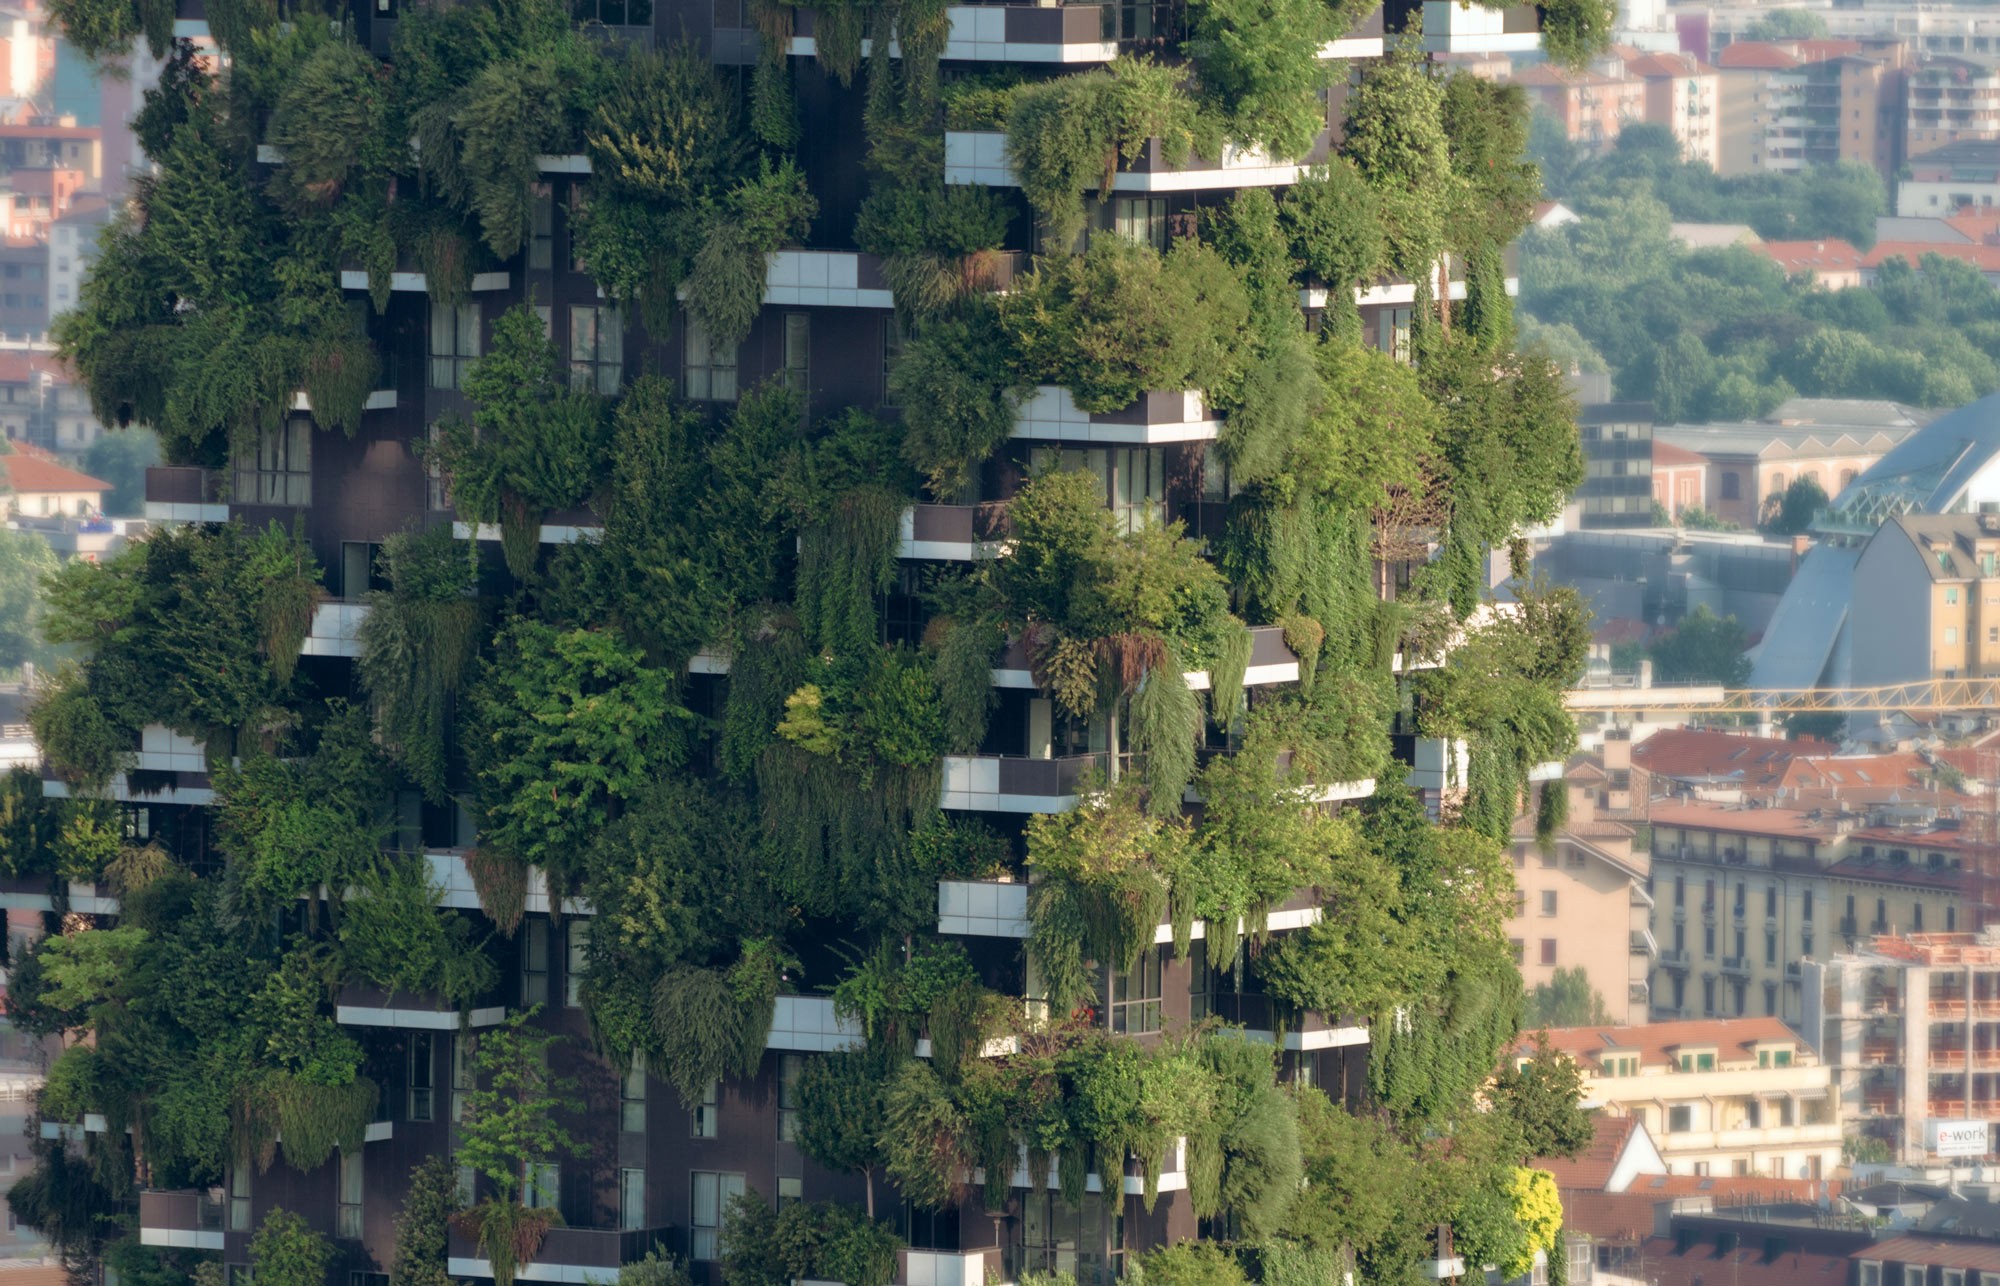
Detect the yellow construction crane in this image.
<box><xmin>1566</xmin><ymin>678</ymin><xmax>2000</xmax><ymax>716</ymax></box>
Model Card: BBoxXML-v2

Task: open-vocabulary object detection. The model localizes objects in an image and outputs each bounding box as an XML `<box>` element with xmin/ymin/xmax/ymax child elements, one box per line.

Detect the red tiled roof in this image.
<box><xmin>0</xmin><ymin>351</ymin><xmax>71</xmax><ymax>385</ymax></box>
<box><xmin>1777</xmin><ymin>751</ymin><xmax>1944</xmax><ymax>793</ymax></box>
<box><xmin>1717</xmin><ymin>42</ymin><xmax>1800</xmax><ymax>69</ymax></box>
<box><xmin>1627</xmin><ymin>52</ymin><xmax>1715</xmax><ymax>78</ymax></box>
<box><xmin>1795</xmin><ymin>38</ymin><xmax>1865</xmax><ymax>61</ymax></box>
<box><xmin>1563</xmin><ymin>1178</ymin><xmax>1846</xmax><ymax>1242</ymax></box>
<box><xmin>1536</xmin><ymin>1115</ymin><xmax>1639</xmax><ymax>1192</ymax></box>
<box><xmin>1864</xmin><ymin>241</ymin><xmax>2000</xmax><ymax>272</ymax></box>
<box><xmin>1943</xmin><ymin>210</ymin><xmax>2000</xmax><ymax>244</ymax></box>
<box><xmin>1647</xmin><ymin>800</ymin><xmax>1840</xmax><ymax>840</ymax></box>
<box><xmin>0</xmin><ymin>453</ymin><xmax>107</xmax><ymax>495</ymax></box>
<box><xmin>1512</xmin><ymin>63</ymin><xmax>1619</xmax><ymax>87</ymax></box>
<box><xmin>1531</xmin><ymin>1016</ymin><xmax>1804</xmax><ymax>1070</ymax></box>
<box><xmin>1629</xmin><ymin>729</ymin><xmax>1825</xmax><ymax>785</ymax></box>
<box><xmin>1757</xmin><ymin>238</ymin><xmax>1865</xmax><ymax>275</ymax></box>
<box><xmin>1865</xmin><ymin>1238</ymin><xmax>2000</xmax><ymax>1273</ymax></box>
<box><xmin>1654</xmin><ymin>441</ymin><xmax>1709</xmax><ymax>467</ymax></box>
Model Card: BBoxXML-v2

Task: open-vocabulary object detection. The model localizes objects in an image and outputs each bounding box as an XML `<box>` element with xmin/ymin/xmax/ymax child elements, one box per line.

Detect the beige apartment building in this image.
<box><xmin>1535</xmin><ymin>1018</ymin><xmax>1843</xmax><ymax>1180</ymax></box>
<box><xmin>1509</xmin><ymin>769</ymin><xmax>1654</xmax><ymax>1024</ymax></box>
<box><xmin>1850</xmin><ymin>514</ymin><xmax>2000</xmax><ymax>684</ymax></box>
<box><xmin>1626</xmin><ymin>51</ymin><xmax>1720</xmax><ymax>168</ymax></box>
<box><xmin>1513</xmin><ymin>62</ymin><xmax>1647</xmax><ymax>152</ymax></box>
<box><xmin>1807</xmin><ymin>933</ymin><xmax>2000</xmax><ymax>1164</ymax></box>
<box><xmin>1648</xmin><ymin>793</ymin><xmax>1972</xmax><ymax>1026</ymax></box>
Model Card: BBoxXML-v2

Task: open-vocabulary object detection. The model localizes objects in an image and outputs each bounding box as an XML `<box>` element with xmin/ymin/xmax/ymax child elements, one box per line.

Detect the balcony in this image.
<box><xmin>1659</xmin><ymin>948</ymin><xmax>1690</xmax><ymax>971</ymax></box>
<box><xmin>334</xmin><ymin>981</ymin><xmax>506</xmax><ymax>1031</ymax></box>
<box><xmin>941</xmin><ymin>752</ymin><xmax>1102</xmax><ymax>812</ymax></box>
<box><xmin>1382</xmin><ymin>0</ymin><xmax>1539</xmax><ymax>54</ymax></box>
<box><xmin>1861</xmin><ymin>1041</ymin><xmax>1900</xmax><ymax>1066</ymax></box>
<box><xmin>0</xmin><ymin>874</ymin><xmax>118</xmax><ymax>915</ymax></box>
<box><xmin>989</xmin><ymin>626</ymin><xmax>1300</xmax><ymax>690</ymax></box>
<box><xmin>1011</xmin><ymin>385</ymin><xmax>1221</xmax><ymax>445</ymax></box>
<box><xmin>900</xmin><ymin>1249</ymin><xmax>992</xmax><ymax>1286</ymax></box>
<box><xmin>340</xmin><ymin>267</ymin><xmax>510</xmax><ymax>295</ymax></box>
<box><xmin>764</xmin><ymin>249</ymin><xmax>895</xmax><ymax>309</ymax></box>
<box><xmin>144</xmin><ymin>466</ymin><xmax>228</xmax><ymax>523</ymax></box>
<box><xmin>938</xmin><ymin>878</ymin><xmax>1030</xmax><ymax>938</ymax></box>
<box><xmin>946</xmin><ymin>130</ymin><xmax>1307</xmax><ymax>192</ymax></box>
<box><xmin>1321</xmin><ymin>1</ymin><xmax>1383</xmax><ymax>57</ymax></box>
<box><xmin>1721</xmin><ymin>956</ymin><xmax>1751</xmax><ymax>977</ymax></box>
<box><xmin>138</xmin><ymin>1189</ymin><xmax>225</xmax><ymax>1251</ymax></box>
<box><xmin>900</xmin><ymin>502</ymin><xmax>1010</xmax><ymax>561</ymax></box>
<box><xmin>765</xmin><ymin>994</ymin><xmax>865</xmax><ymax>1053</ymax></box>
<box><xmin>788</xmin><ymin>3</ymin><xmax>1118</xmax><ymax>63</ymax></box>
<box><xmin>448</xmin><ymin>1226</ymin><xmax>672</xmax><ymax>1283</ymax></box>
<box><xmin>302</xmin><ymin>599</ymin><xmax>369</xmax><ymax>659</ymax></box>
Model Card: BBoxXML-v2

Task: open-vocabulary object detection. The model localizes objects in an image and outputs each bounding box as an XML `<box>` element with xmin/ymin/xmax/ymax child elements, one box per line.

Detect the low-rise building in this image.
<box><xmin>1755</xmin><ymin>238</ymin><xmax>1866</xmax><ymax>289</ymax></box>
<box><xmin>1850</xmin><ymin>513</ymin><xmax>2000</xmax><ymax>684</ymax></box>
<box><xmin>1899</xmin><ymin>139</ymin><xmax>2000</xmax><ymax>217</ymax></box>
<box><xmin>0</xmin><ymin>449</ymin><xmax>107</xmax><ymax>517</ymax></box>
<box><xmin>1652</xmin><ymin>441</ymin><xmax>1709</xmax><ymax>518</ymax></box>
<box><xmin>1532</xmin><ymin>1018</ymin><xmax>1843</xmax><ymax>1181</ymax></box>
<box><xmin>1655</xmin><ymin>407</ymin><xmax>1920</xmax><ymax>531</ymax></box>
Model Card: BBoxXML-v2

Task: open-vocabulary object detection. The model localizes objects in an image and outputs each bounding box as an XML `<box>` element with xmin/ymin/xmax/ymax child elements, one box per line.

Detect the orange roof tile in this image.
<box><xmin>1641</xmin><ymin>1238</ymin><xmax>1851</xmax><ymax>1286</ymax></box>
<box><xmin>1757</xmin><ymin>238</ymin><xmax>1865</xmax><ymax>275</ymax></box>
<box><xmin>1718</xmin><ymin>42</ymin><xmax>1801</xmax><ymax>70</ymax></box>
<box><xmin>1647</xmin><ymin>800</ymin><xmax>1841</xmax><ymax>840</ymax></box>
<box><xmin>1654</xmin><ymin>441</ymin><xmax>1709</xmax><ymax>467</ymax></box>
<box><xmin>1530</xmin><ymin>1016</ymin><xmax>1805</xmax><ymax>1070</ymax></box>
<box><xmin>1536</xmin><ymin>1115</ymin><xmax>1640</xmax><ymax>1193</ymax></box>
<box><xmin>1629</xmin><ymin>728</ymin><xmax>1825</xmax><ymax>785</ymax></box>
<box><xmin>1865</xmin><ymin>1238</ymin><xmax>2000</xmax><ymax>1273</ymax></box>
<box><xmin>0</xmin><ymin>453</ymin><xmax>107</xmax><ymax>495</ymax></box>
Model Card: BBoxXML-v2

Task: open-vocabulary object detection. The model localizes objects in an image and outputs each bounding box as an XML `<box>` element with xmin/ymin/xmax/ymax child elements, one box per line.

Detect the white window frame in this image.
<box><xmin>337</xmin><ymin>1151</ymin><xmax>363</xmax><ymax>1239</ymax></box>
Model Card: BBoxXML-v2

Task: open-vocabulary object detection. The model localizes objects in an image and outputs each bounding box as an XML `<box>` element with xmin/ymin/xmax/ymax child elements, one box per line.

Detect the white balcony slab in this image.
<box><xmin>1300</xmin><ymin>276</ymin><xmax>1519</xmax><ymax>310</ymax></box>
<box><xmin>141</xmin><ymin>1229</ymin><xmax>224</xmax><ymax>1251</ymax></box>
<box><xmin>984</xmin><ymin>1137</ymin><xmax>1188</xmax><ymax>1194</ymax></box>
<box><xmin>946</xmin><ymin>130</ymin><xmax>1303</xmax><ymax>192</ymax></box>
<box><xmin>1010</xmin><ymin>386</ymin><xmax>1219</xmax><ymax>445</ymax></box>
<box><xmin>340</xmin><ymin>270</ymin><xmax>511</xmax><ymax>294</ymax></box>
<box><xmin>1418</xmin><ymin>0</ymin><xmax>1537</xmax><ymax>53</ymax></box>
<box><xmin>902</xmin><ymin>1249</ymin><xmax>991</xmax><ymax>1286</ymax></box>
<box><xmin>335</xmin><ymin>1002</ymin><xmax>507</xmax><ymax>1030</ymax></box>
<box><xmin>364</xmin><ymin>1121</ymin><xmax>395</xmax><ymax>1142</ymax></box>
<box><xmin>421</xmin><ymin>851</ymin><xmax>594</xmax><ymax>917</ymax></box>
<box><xmin>1319</xmin><ymin>34</ymin><xmax>1384</xmax><ymax>58</ymax></box>
<box><xmin>536</xmin><ymin>154</ymin><xmax>591</xmax><ymax>174</ymax></box>
<box><xmin>450</xmin><ymin>1259</ymin><xmax>608</xmax><ymax>1285</ymax></box>
<box><xmin>145</xmin><ymin>501</ymin><xmax>231</xmax><ymax>523</ymax></box>
<box><xmin>45</xmin><ymin>776</ymin><xmax>216</xmax><ymax>806</ymax></box>
<box><xmin>452</xmin><ymin>521</ymin><xmax>599</xmax><ymax>545</ymax></box>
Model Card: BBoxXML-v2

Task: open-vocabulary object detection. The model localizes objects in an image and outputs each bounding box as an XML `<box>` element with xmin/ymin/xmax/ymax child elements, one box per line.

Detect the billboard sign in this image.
<box><xmin>1929</xmin><ymin>1119</ymin><xmax>1992</xmax><ymax>1157</ymax></box>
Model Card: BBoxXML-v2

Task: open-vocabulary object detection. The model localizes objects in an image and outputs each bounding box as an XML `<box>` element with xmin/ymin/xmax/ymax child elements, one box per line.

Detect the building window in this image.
<box><xmin>620</xmin><ymin>1052</ymin><xmax>647</xmax><ymax>1133</ymax></box>
<box><xmin>576</xmin><ymin>0</ymin><xmax>653</xmax><ymax>24</ymax></box>
<box><xmin>229</xmin><ymin>1166</ymin><xmax>251</xmax><ymax>1232</ymax></box>
<box><xmin>524</xmin><ymin>1163</ymin><xmax>559</xmax><ymax>1211</ymax></box>
<box><xmin>685</xmin><ymin>317</ymin><xmax>738</xmax><ymax>402</ymax></box>
<box><xmin>777</xmin><ymin>1177</ymin><xmax>802</xmax><ymax>1211</ymax></box>
<box><xmin>1109</xmin><ymin>948</ymin><xmax>1162</xmax><ymax>1033</ymax></box>
<box><xmin>1510</xmin><ymin>938</ymin><xmax>1525</xmax><ymax>965</ymax></box>
<box><xmin>565</xmin><ymin>921</ymin><xmax>589</xmax><ymax>1008</ymax></box>
<box><xmin>1668</xmin><ymin>1105</ymin><xmax>1693</xmax><ymax>1133</ymax></box>
<box><xmin>1949</xmin><ymin>588</ymin><xmax>1961</xmax><ymax>605</ymax></box>
<box><xmin>1946</xmin><ymin>627</ymin><xmax>1960</xmax><ymax>645</ymax></box>
<box><xmin>1540</xmin><ymin>939</ymin><xmax>1557</xmax><ymax>966</ymax></box>
<box><xmin>429</xmin><ymin>301</ymin><xmax>481</xmax><ymax>390</ymax></box>
<box><xmin>619</xmin><ymin>1169</ymin><xmax>645</xmax><ymax>1232</ymax></box>
<box><xmin>529</xmin><ymin>184</ymin><xmax>553</xmax><ymax>271</ymax></box>
<box><xmin>235</xmin><ymin>417</ymin><xmax>311</xmax><ymax>507</ymax></box>
<box><xmin>1513</xmin><ymin>889</ymin><xmax>1527</xmax><ymax>917</ymax></box>
<box><xmin>522</xmin><ymin>919</ymin><xmax>550</xmax><ymax>1008</ymax></box>
<box><xmin>337</xmin><ymin>1151</ymin><xmax>363</xmax><ymax>1239</ymax></box>
<box><xmin>1766</xmin><ymin>932</ymin><xmax>1777</xmax><ymax>964</ymax></box>
<box><xmin>692</xmin><ymin>1080</ymin><xmax>720</xmax><ymax>1138</ymax></box>
<box><xmin>1908</xmin><ymin>1269</ymin><xmax>1928</xmax><ymax>1286</ymax></box>
<box><xmin>1019</xmin><ymin>1190</ymin><xmax>1122</xmax><ymax>1284</ymax></box>
<box><xmin>690</xmin><ymin>1172</ymin><xmax>746</xmax><ymax>1261</ymax></box>
<box><xmin>1916</xmin><ymin>903</ymin><xmax>1925</xmax><ymax>932</ymax></box>
<box><xmin>778</xmin><ymin>1054</ymin><xmax>803</xmax><ymax>1142</ymax></box>
<box><xmin>782</xmin><ymin>313</ymin><xmax>809</xmax><ymax>395</ymax></box>
<box><xmin>452</xmin><ymin>1032</ymin><xmax>474</xmax><ymax>1123</ymax></box>
<box><xmin>1112</xmin><ymin>196</ymin><xmax>1168</xmax><ymax>251</ymax></box>
<box><xmin>1803</xmin><ymin>889</ymin><xmax>1813</xmax><ymax>921</ymax></box>
<box><xmin>408</xmin><ymin>1031</ymin><xmax>435</xmax><ymax>1122</ymax></box>
<box><xmin>1541</xmin><ymin>890</ymin><xmax>1558</xmax><ymax>916</ymax></box>
<box><xmin>1721</xmin><ymin>473</ymin><xmax>1740</xmax><ymax>500</ymax></box>
<box><xmin>1765</xmin><ymin>885</ymin><xmax>1777</xmax><ymax>916</ymax></box>
<box><xmin>569</xmin><ymin>305</ymin><xmax>623</xmax><ymax>394</ymax></box>
<box><xmin>880</xmin><ymin>315</ymin><xmax>904</xmax><ymax>405</ymax></box>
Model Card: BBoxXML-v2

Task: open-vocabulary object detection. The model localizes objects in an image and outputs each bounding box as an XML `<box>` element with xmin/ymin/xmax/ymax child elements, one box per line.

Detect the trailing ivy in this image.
<box><xmin>357</xmin><ymin>528</ymin><xmax>482</xmax><ymax>805</ymax></box>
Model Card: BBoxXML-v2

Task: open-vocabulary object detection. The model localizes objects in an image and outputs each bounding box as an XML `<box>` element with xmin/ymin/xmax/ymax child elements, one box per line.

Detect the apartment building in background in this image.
<box><xmin>1576</xmin><ymin>401</ymin><xmax>1659</xmax><ymax>529</ymax></box>
<box><xmin>1625</xmin><ymin>49</ymin><xmax>1721</xmax><ymax>167</ymax></box>
<box><xmin>1714</xmin><ymin>40</ymin><xmax>1906</xmax><ymax>180</ymax></box>
<box><xmin>1850</xmin><ymin>513</ymin><xmax>2000</xmax><ymax>684</ymax></box>
<box><xmin>1505</xmin><ymin>48</ymin><xmax>1716</xmax><ymax>163</ymax></box>
<box><xmin>1508</xmin><ymin>772</ymin><xmax>1654</xmax><ymax>1025</ymax></box>
<box><xmin>1532</xmin><ymin>1018</ymin><xmax>1842</xmax><ymax>1180</ymax></box>
<box><xmin>1908</xmin><ymin>54</ymin><xmax>2000</xmax><ymax>160</ymax></box>
<box><xmin>1806</xmin><ymin>932</ymin><xmax>2000</xmax><ymax>1164</ymax></box>
<box><xmin>1652</xmin><ymin>440</ymin><xmax>1708</xmax><ymax>518</ymax></box>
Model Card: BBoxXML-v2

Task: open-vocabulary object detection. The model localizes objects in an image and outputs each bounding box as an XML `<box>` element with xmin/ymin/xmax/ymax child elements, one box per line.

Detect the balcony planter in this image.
<box><xmin>448</xmin><ymin>1226</ymin><xmax>671</xmax><ymax>1283</ymax></box>
<box><xmin>335</xmin><ymin>980</ymin><xmax>505</xmax><ymax>1030</ymax></box>
<box><xmin>139</xmin><ymin>1189</ymin><xmax>225</xmax><ymax>1251</ymax></box>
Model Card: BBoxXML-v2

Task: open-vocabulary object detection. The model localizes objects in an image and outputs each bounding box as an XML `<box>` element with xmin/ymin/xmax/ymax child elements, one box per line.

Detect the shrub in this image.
<box><xmin>1000</xmin><ymin>238</ymin><xmax>1251</xmax><ymax>413</ymax></box>
<box><xmin>893</xmin><ymin>301</ymin><xmax>1025</xmax><ymax>495</ymax></box>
